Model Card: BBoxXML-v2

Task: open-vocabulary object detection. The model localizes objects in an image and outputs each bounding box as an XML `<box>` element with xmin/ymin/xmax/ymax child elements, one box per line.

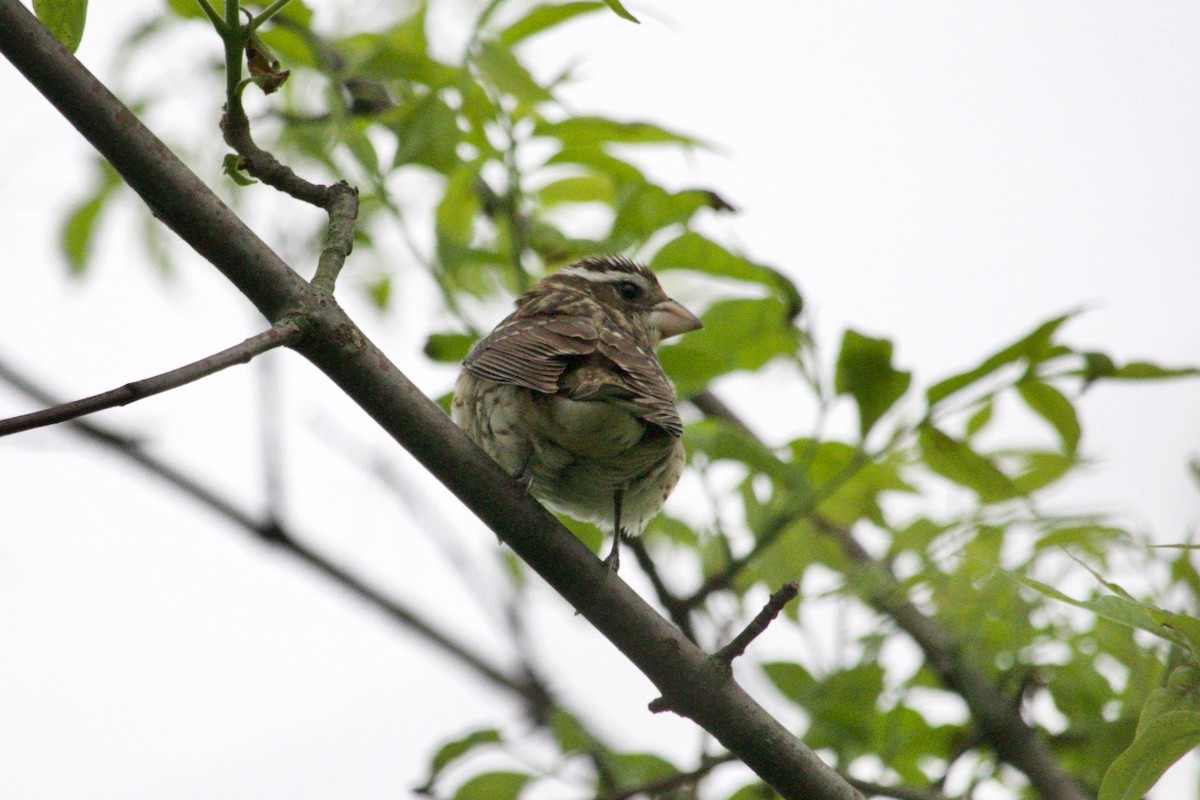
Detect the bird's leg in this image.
<box><xmin>603</xmin><ymin>486</ymin><xmax>625</xmax><ymax>573</ymax></box>
<box><xmin>512</xmin><ymin>451</ymin><xmax>535</xmax><ymax>491</ymax></box>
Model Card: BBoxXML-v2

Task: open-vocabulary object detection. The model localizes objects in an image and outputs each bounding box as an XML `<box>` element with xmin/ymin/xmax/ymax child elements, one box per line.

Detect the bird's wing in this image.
<box><xmin>594</xmin><ymin>324</ymin><xmax>683</xmax><ymax>437</ymax></box>
<box><xmin>464</xmin><ymin>311</ymin><xmax>684</xmax><ymax>437</ymax></box>
<box><xmin>463</xmin><ymin>314</ymin><xmax>598</xmax><ymax>394</ymax></box>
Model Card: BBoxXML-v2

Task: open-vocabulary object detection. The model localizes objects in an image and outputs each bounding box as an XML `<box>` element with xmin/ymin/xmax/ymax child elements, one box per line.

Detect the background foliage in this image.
<box><xmin>8</xmin><ymin>1</ymin><xmax>1200</xmax><ymax>798</ymax></box>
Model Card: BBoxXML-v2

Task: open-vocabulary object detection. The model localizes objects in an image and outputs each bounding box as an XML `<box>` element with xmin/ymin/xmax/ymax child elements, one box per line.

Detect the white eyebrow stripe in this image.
<box><xmin>558</xmin><ymin>266</ymin><xmax>640</xmax><ymax>283</ymax></box>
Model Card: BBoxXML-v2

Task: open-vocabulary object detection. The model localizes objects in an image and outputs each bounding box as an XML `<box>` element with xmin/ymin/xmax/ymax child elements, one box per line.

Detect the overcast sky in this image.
<box><xmin>1</xmin><ymin>2</ymin><xmax>1198</xmax><ymax>797</ymax></box>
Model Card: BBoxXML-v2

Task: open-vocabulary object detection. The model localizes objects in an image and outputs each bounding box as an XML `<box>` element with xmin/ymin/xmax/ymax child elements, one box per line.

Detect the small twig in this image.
<box><xmin>210</xmin><ymin>3</ymin><xmax>359</xmax><ymax>289</ymax></box>
<box><xmin>714</xmin><ymin>581</ymin><xmax>799</xmax><ymax>665</ymax></box>
<box><xmin>689</xmin><ymin>388</ymin><xmax>758</xmax><ymax>439</ymax></box>
<box><xmin>594</xmin><ymin>753</ymin><xmax>738</xmax><ymax>800</ymax></box>
<box><xmin>626</xmin><ymin>537</ymin><xmax>697</xmax><ymax>642</ymax></box>
<box><xmin>0</xmin><ymin>321</ymin><xmax>300</xmax><ymax>437</ymax></box>
<box><xmin>841</xmin><ymin>775</ymin><xmax>952</xmax><ymax>800</ymax></box>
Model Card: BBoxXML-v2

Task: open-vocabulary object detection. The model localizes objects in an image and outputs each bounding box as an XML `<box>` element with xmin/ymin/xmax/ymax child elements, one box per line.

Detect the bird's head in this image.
<box><xmin>547</xmin><ymin>255</ymin><xmax>702</xmax><ymax>345</ymax></box>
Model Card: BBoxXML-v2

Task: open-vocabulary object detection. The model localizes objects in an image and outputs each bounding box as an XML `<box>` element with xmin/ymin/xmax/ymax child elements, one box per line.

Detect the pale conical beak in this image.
<box><xmin>650</xmin><ymin>298</ymin><xmax>703</xmax><ymax>339</ymax></box>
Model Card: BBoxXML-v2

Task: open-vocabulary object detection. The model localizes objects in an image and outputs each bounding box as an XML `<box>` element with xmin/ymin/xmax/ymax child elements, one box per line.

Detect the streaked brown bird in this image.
<box><xmin>452</xmin><ymin>255</ymin><xmax>703</xmax><ymax>571</ymax></box>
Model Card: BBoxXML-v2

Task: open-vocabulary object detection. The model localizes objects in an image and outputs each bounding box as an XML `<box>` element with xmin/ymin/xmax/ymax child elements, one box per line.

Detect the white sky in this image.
<box><xmin>1</xmin><ymin>1</ymin><xmax>1198</xmax><ymax>798</ymax></box>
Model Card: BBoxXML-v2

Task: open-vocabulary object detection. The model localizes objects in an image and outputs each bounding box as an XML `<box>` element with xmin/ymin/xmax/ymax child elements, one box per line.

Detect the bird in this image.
<box><xmin>452</xmin><ymin>254</ymin><xmax>703</xmax><ymax>572</ymax></box>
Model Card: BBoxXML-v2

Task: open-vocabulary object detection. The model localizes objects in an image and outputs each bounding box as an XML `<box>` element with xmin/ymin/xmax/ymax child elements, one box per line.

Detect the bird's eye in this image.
<box><xmin>615</xmin><ymin>281</ymin><xmax>642</xmax><ymax>301</ymax></box>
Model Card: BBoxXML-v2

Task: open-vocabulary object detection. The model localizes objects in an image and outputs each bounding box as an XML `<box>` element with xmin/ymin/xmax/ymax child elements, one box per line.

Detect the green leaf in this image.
<box><xmin>221</xmin><ymin>153</ymin><xmax>258</xmax><ymax>186</ymax></box>
<box><xmin>1010</xmin><ymin>451</ymin><xmax>1074</xmax><ymax>494</ymax></box>
<box><xmin>535</xmin><ymin>115</ymin><xmax>699</xmax><ymax>147</ymax></box>
<box><xmin>835</xmin><ymin>330</ymin><xmax>911</xmax><ymax>439</ymax></box>
<box><xmin>762</xmin><ymin>661</ymin><xmax>816</xmax><ymax>704</ymax></box>
<box><xmin>917</xmin><ymin>423</ymin><xmax>1019</xmax><ymax>503</ymax></box>
<box><xmin>367</xmin><ymin>276</ymin><xmax>391</xmax><ymax>309</ymax></box>
<box><xmin>34</xmin><ymin>0</ymin><xmax>88</xmax><ymax>52</ymax></box>
<box><xmin>499</xmin><ymin>2</ymin><xmax>606</xmax><ymax>46</ymax></box>
<box><xmin>651</xmin><ymin>233</ymin><xmax>803</xmax><ymax>319</ymax></box>
<box><xmin>1108</xmin><ymin>361</ymin><xmax>1199</xmax><ymax>381</ymax></box>
<box><xmin>610</xmin><ymin>184</ymin><xmax>714</xmax><ymax>243</ymax></box>
<box><xmin>453</xmin><ymin>771</ymin><xmax>530</xmax><ymax>800</ymax></box>
<box><xmin>388</xmin><ymin>93</ymin><xmax>461</xmax><ymax>173</ymax></box>
<box><xmin>475</xmin><ymin>40</ymin><xmax>551</xmax><ymax>107</ymax></box>
<box><xmin>1099</xmin><ymin>710</ymin><xmax>1200</xmax><ymax>800</ymax></box>
<box><xmin>683</xmin><ymin>418</ymin><xmax>797</xmax><ymax>487</ymax></box>
<box><xmin>547</xmin><ymin>708</ymin><xmax>594</xmax><ymax>754</ymax></box>
<box><xmin>163</xmin><ymin>0</ymin><xmax>205</xmax><ymax>19</ymax></box>
<box><xmin>536</xmin><ymin>174</ymin><xmax>613</xmax><ymax>206</ymax></box>
<box><xmin>608</xmin><ymin>752</ymin><xmax>678</xmax><ymax>785</ymax></box>
<box><xmin>659</xmin><ymin>298</ymin><xmax>801</xmax><ymax>396</ymax></box>
<box><xmin>1016</xmin><ymin>378</ymin><xmax>1080</xmax><ymax>453</ymax></box>
<box><xmin>424</xmin><ymin>332</ymin><xmax>477</xmax><ymax>363</ymax></box>
<box><xmin>60</xmin><ymin>161</ymin><xmax>120</xmax><ymax>274</ymax></box>
<box><xmin>600</xmin><ymin>0</ymin><xmax>639</xmax><ymax>23</ymax></box>
<box><xmin>1007</xmin><ymin>572</ymin><xmax>1190</xmax><ymax>649</ymax></box>
<box><xmin>416</xmin><ymin>728</ymin><xmax>502</xmax><ymax>792</ymax></box>
<box><xmin>926</xmin><ymin>313</ymin><xmax>1075</xmax><ymax>406</ymax></box>
<box><xmin>964</xmin><ymin>398</ymin><xmax>993</xmax><ymax>438</ymax></box>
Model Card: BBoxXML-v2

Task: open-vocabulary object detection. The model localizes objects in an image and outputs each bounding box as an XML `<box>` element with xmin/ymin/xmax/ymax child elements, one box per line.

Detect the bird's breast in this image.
<box><xmin>536</xmin><ymin>396</ymin><xmax>646</xmax><ymax>458</ymax></box>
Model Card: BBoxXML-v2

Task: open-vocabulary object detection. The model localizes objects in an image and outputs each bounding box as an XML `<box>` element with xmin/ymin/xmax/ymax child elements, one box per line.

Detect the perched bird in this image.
<box><xmin>452</xmin><ymin>255</ymin><xmax>703</xmax><ymax>571</ymax></box>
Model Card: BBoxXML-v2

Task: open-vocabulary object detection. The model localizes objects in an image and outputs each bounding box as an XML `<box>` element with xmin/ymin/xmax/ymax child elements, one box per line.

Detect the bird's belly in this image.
<box><xmin>537</xmin><ymin>397</ymin><xmax>645</xmax><ymax>458</ymax></box>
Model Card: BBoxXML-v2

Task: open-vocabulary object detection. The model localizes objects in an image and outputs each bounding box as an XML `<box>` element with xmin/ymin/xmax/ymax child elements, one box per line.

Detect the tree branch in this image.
<box><xmin>0</xmin><ymin>6</ymin><xmax>859</xmax><ymax>798</ymax></box>
<box><xmin>594</xmin><ymin>752</ymin><xmax>738</xmax><ymax>800</ymax></box>
<box><xmin>0</xmin><ymin>352</ymin><xmax>545</xmax><ymax>712</ymax></box>
<box><xmin>0</xmin><ymin>322</ymin><xmax>299</xmax><ymax>437</ymax></box>
<box><xmin>714</xmin><ymin>581</ymin><xmax>798</xmax><ymax>665</ymax></box>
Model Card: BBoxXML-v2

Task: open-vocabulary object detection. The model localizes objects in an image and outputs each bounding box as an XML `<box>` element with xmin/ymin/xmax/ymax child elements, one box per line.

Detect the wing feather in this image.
<box><xmin>463</xmin><ymin>305</ymin><xmax>684</xmax><ymax>437</ymax></box>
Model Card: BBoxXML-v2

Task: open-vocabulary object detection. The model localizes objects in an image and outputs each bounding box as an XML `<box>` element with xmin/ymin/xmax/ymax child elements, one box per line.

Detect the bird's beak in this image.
<box><xmin>651</xmin><ymin>298</ymin><xmax>703</xmax><ymax>339</ymax></box>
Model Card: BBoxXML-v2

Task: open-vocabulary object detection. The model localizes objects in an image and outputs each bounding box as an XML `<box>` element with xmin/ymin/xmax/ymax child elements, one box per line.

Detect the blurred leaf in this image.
<box><xmin>388</xmin><ymin>93</ymin><xmax>461</xmax><ymax>173</ymax></box>
<box><xmin>1034</xmin><ymin>524</ymin><xmax>1126</xmax><ymax>558</ymax></box>
<box><xmin>684</xmin><ymin>419</ymin><xmax>795</xmax><ymax>485</ymax></box>
<box><xmin>499</xmin><ymin>2</ymin><xmax>606</xmax><ymax>46</ymax></box>
<box><xmin>610</xmin><ymin>184</ymin><xmax>716</xmax><ymax>243</ymax></box>
<box><xmin>453</xmin><ymin>771</ymin><xmax>530</xmax><ymax>800</ymax></box>
<box><xmin>367</xmin><ymin>276</ymin><xmax>391</xmax><ymax>309</ymax></box>
<box><xmin>536</xmin><ymin>174</ymin><xmax>613</xmax><ymax>206</ymax></box>
<box><xmin>1017</xmin><ymin>378</ymin><xmax>1080</xmax><ymax>454</ymax></box>
<box><xmin>926</xmin><ymin>313</ymin><xmax>1075</xmax><ymax>406</ymax></box>
<box><xmin>835</xmin><ymin>330</ymin><xmax>911</xmax><ymax>439</ymax></box>
<box><xmin>425</xmin><ymin>332</ymin><xmax>477</xmax><ymax>362</ymax></box>
<box><xmin>61</xmin><ymin>160</ymin><xmax>121</xmax><ymax>274</ymax></box>
<box><xmin>652</xmin><ymin>232</ymin><xmax>803</xmax><ymax>319</ymax></box>
<box><xmin>600</xmin><ymin>0</ymin><xmax>639</xmax><ymax>23</ymax></box>
<box><xmin>964</xmin><ymin>398</ymin><xmax>993</xmax><ymax>438</ymax></box>
<box><xmin>343</xmin><ymin>12</ymin><xmax>459</xmax><ymax>87</ymax></box>
<box><xmin>545</xmin><ymin>146</ymin><xmax>646</xmax><ymax>184</ymax></box>
<box><xmin>163</xmin><ymin>0</ymin><xmax>205</xmax><ymax>19</ymax></box>
<box><xmin>917</xmin><ymin>423</ymin><xmax>1019</xmax><ymax>503</ymax></box>
<box><xmin>548</xmin><ymin>708</ymin><xmax>594</xmax><ymax>754</ymax></box>
<box><xmin>1010</xmin><ymin>450</ymin><xmax>1075</xmax><ymax>494</ymax></box>
<box><xmin>1107</xmin><ymin>361</ymin><xmax>1199</xmax><ymax>381</ymax></box>
<box><xmin>659</xmin><ymin>298</ymin><xmax>801</xmax><ymax>396</ymax></box>
<box><xmin>536</xmin><ymin>115</ymin><xmax>699</xmax><ymax>147</ymax></box>
<box><xmin>1100</xmin><ymin>708</ymin><xmax>1200</xmax><ymax>800</ymax></box>
<box><xmin>416</xmin><ymin>728</ymin><xmax>502</xmax><ymax>792</ymax></box>
<box><xmin>1009</xmin><ymin>573</ymin><xmax>1189</xmax><ymax>650</ymax></box>
<box><xmin>258</xmin><ymin>25</ymin><xmax>317</xmax><ymax>69</ymax></box>
<box><xmin>34</xmin><ymin>0</ymin><xmax>88</xmax><ymax>52</ymax></box>
<box><xmin>762</xmin><ymin>661</ymin><xmax>816</xmax><ymax>703</ymax></box>
<box><xmin>608</xmin><ymin>752</ymin><xmax>677</xmax><ymax>786</ymax></box>
<box><xmin>475</xmin><ymin>40</ymin><xmax>551</xmax><ymax>107</ymax></box>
